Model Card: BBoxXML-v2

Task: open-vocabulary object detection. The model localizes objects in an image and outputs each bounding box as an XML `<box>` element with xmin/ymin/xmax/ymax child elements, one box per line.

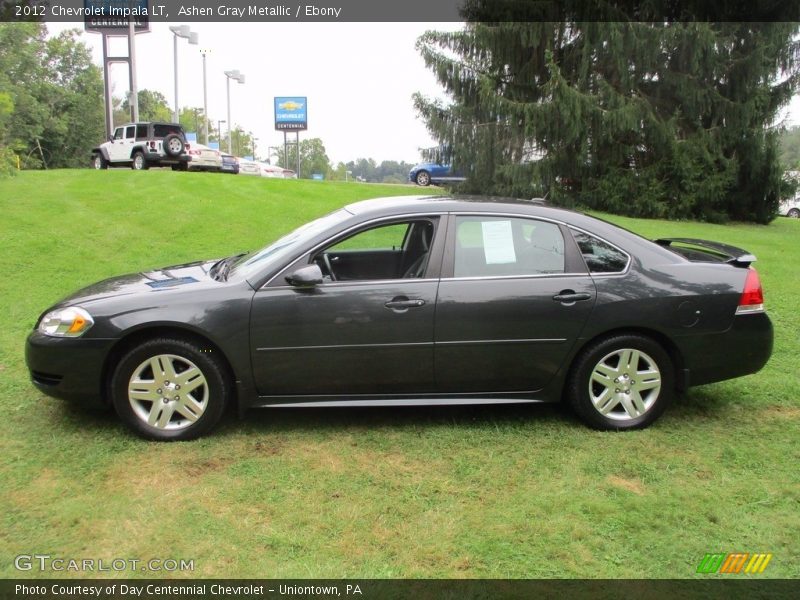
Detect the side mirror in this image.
<box><xmin>285</xmin><ymin>264</ymin><xmax>323</xmax><ymax>288</ymax></box>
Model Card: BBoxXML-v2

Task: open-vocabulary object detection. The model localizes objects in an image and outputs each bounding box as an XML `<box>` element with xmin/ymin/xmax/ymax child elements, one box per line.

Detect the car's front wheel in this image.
<box><xmin>415</xmin><ymin>170</ymin><xmax>431</xmax><ymax>186</ymax></box>
<box><xmin>566</xmin><ymin>334</ymin><xmax>673</xmax><ymax>430</ymax></box>
<box><xmin>789</xmin><ymin>208</ymin><xmax>800</xmax><ymax>218</ymax></box>
<box><xmin>92</xmin><ymin>153</ymin><xmax>108</xmax><ymax>170</ymax></box>
<box><xmin>111</xmin><ymin>337</ymin><xmax>229</xmax><ymax>440</ymax></box>
<box><xmin>131</xmin><ymin>151</ymin><xmax>148</xmax><ymax>170</ymax></box>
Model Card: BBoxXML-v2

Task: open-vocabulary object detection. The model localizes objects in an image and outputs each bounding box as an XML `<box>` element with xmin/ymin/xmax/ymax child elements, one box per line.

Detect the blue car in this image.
<box><xmin>409</xmin><ymin>162</ymin><xmax>466</xmax><ymax>186</ymax></box>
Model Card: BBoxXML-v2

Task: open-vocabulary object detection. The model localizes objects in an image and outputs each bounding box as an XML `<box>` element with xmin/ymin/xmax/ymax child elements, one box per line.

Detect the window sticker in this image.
<box><xmin>481</xmin><ymin>220</ymin><xmax>517</xmax><ymax>264</ymax></box>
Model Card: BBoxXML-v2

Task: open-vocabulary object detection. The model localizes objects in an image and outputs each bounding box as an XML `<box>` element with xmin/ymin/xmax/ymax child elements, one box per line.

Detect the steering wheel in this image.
<box><xmin>322</xmin><ymin>253</ymin><xmax>337</xmax><ymax>281</ymax></box>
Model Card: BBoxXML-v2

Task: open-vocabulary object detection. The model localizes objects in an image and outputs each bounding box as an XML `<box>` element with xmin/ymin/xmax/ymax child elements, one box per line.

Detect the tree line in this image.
<box><xmin>0</xmin><ymin>23</ymin><xmax>104</xmax><ymax>174</ymax></box>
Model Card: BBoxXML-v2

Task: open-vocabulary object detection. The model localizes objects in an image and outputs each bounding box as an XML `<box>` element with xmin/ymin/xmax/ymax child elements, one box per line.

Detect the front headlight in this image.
<box><xmin>38</xmin><ymin>307</ymin><xmax>94</xmax><ymax>338</ymax></box>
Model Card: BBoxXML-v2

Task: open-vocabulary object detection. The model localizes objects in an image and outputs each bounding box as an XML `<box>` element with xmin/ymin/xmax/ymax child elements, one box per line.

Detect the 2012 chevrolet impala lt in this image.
<box><xmin>26</xmin><ymin>196</ymin><xmax>773</xmax><ymax>440</ymax></box>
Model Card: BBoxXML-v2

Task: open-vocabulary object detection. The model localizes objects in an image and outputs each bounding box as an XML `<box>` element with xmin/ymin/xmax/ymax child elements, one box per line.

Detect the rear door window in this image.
<box><xmin>454</xmin><ymin>216</ymin><xmax>565</xmax><ymax>277</ymax></box>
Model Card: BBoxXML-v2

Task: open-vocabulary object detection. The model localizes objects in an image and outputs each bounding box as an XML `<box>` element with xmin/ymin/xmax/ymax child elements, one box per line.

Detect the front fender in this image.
<box><xmin>92</xmin><ymin>146</ymin><xmax>110</xmax><ymax>161</ymax></box>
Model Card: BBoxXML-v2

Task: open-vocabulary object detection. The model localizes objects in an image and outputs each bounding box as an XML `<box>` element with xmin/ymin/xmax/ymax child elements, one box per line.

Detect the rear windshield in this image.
<box><xmin>660</xmin><ymin>244</ymin><xmax>728</xmax><ymax>263</ymax></box>
<box><xmin>153</xmin><ymin>124</ymin><xmax>184</xmax><ymax>138</ymax></box>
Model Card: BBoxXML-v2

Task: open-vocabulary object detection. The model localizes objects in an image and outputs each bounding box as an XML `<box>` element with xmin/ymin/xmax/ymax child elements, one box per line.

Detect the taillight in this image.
<box><xmin>149</xmin><ymin>141</ymin><xmax>156</xmax><ymax>149</ymax></box>
<box><xmin>736</xmin><ymin>268</ymin><xmax>765</xmax><ymax>315</ymax></box>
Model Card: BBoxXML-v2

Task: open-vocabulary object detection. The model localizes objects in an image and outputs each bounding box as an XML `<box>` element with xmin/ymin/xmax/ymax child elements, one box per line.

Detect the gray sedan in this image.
<box><xmin>26</xmin><ymin>196</ymin><xmax>773</xmax><ymax>440</ymax></box>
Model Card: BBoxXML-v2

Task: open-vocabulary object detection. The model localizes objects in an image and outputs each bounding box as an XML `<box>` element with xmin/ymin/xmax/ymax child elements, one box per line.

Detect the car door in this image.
<box><xmin>108</xmin><ymin>127</ymin><xmax>127</xmax><ymax>162</ymax></box>
<box><xmin>249</xmin><ymin>216</ymin><xmax>444</xmax><ymax>399</ymax></box>
<box><xmin>434</xmin><ymin>213</ymin><xmax>597</xmax><ymax>393</ymax></box>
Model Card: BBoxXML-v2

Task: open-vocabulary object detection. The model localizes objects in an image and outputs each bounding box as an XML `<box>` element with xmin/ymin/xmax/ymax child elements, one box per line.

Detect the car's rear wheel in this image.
<box><xmin>163</xmin><ymin>134</ymin><xmax>185</xmax><ymax>157</ymax></box>
<box><xmin>111</xmin><ymin>337</ymin><xmax>229</xmax><ymax>440</ymax></box>
<box><xmin>415</xmin><ymin>170</ymin><xmax>431</xmax><ymax>186</ymax></box>
<box><xmin>131</xmin><ymin>151</ymin><xmax>148</xmax><ymax>170</ymax></box>
<box><xmin>566</xmin><ymin>334</ymin><xmax>673</xmax><ymax>430</ymax></box>
<box><xmin>789</xmin><ymin>208</ymin><xmax>800</xmax><ymax>218</ymax></box>
<box><xmin>92</xmin><ymin>153</ymin><xmax>108</xmax><ymax>170</ymax></box>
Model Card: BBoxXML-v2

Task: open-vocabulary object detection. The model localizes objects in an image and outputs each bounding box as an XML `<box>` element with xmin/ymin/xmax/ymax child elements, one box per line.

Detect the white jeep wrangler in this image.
<box><xmin>91</xmin><ymin>122</ymin><xmax>191</xmax><ymax>171</ymax></box>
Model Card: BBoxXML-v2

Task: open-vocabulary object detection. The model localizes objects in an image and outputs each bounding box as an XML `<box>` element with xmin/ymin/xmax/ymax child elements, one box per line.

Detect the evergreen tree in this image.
<box><xmin>414</xmin><ymin>9</ymin><xmax>800</xmax><ymax>222</ymax></box>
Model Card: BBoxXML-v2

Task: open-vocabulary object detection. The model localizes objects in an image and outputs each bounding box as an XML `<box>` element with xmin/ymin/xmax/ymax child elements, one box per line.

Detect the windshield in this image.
<box><xmin>229</xmin><ymin>209</ymin><xmax>351</xmax><ymax>280</ymax></box>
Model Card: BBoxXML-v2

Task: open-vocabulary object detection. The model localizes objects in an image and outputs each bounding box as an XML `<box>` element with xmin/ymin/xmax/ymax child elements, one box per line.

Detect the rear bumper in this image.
<box><xmin>146</xmin><ymin>150</ymin><xmax>190</xmax><ymax>163</ymax></box>
<box><xmin>25</xmin><ymin>331</ymin><xmax>115</xmax><ymax>407</ymax></box>
<box><xmin>678</xmin><ymin>312</ymin><xmax>773</xmax><ymax>387</ymax></box>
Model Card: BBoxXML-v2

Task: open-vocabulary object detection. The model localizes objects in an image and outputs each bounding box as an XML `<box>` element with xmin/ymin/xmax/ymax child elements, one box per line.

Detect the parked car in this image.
<box><xmin>26</xmin><ymin>196</ymin><xmax>772</xmax><ymax>441</ymax></box>
<box><xmin>187</xmin><ymin>143</ymin><xmax>222</xmax><ymax>172</ymax></box>
<box><xmin>237</xmin><ymin>159</ymin><xmax>261</xmax><ymax>176</ymax></box>
<box><xmin>259</xmin><ymin>163</ymin><xmax>296</xmax><ymax>179</ymax></box>
<box><xmin>91</xmin><ymin>122</ymin><xmax>190</xmax><ymax>171</ymax></box>
<box><xmin>778</xmin><ymin>197</ymin><xmax>800</xmax><ymax>218</ymax></box>
<box><xmin>409</xmin><ymin>162</ymin><xmax>466</xmax><ymax>186</ymax></box>
<box><xmin>220</xmin><ymin>154</ymin><xmax>239</xmax><ymax>174</ymax></box>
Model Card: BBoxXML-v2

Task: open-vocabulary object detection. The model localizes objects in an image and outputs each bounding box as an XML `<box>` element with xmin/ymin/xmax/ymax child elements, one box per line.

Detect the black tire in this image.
<box><xmin>92</xmin><ymin>153</ymin><xmax>108</xmax><ymax>170</ymax></box>
<box><xmin>415</xmin><ymin>170</ymin><xmax>431</xmax><ymax>186</ymax></box>
<box><xmin>789</xmin><ymin>208</ymin><xmax>800</xmax><ymax>218</ymax></box>
<box><xmin>163</xmin><ymin>134</ymin><xmax>185</xmax><ymax>157</ymax></box>
<box><xmin>131</xmin><ymin>151</ymin><xmax>148</xmax><ymax>170</ymax></box>
<box><xmin>111</xmin><ymin>337</ymin><xmax>229</xmax><ymax>441</ymax></box>
<box><xmin>566</xmin><ymin>334</ymin><xmax>673</xmax><ymax>430</ymax></box>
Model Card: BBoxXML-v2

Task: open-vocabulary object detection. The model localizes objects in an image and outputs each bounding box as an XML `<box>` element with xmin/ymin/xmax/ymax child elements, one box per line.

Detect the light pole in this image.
<box><xmin>224</xmin><ymin>69</ymin><xmax>245</xmax><ymax>154</ymax></box>
<box><xmin>217</xmin><ymin>120</ymin><xmax>225</xmax><ymax>149</ymax></box>
<box><xmin>200</xmin><ymin>48</ymin><xmax>211</xmax><ymax>144</ymax></box>
<box><xmin>170</xmin><ymin>25</ymin><xmax>199</xmax><ymax>123</ymax></box>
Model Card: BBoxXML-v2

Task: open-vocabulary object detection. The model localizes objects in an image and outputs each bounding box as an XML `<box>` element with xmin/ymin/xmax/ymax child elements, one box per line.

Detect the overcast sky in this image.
<box><xmin>46</xmin><ymin>22</ymin><xmax>461</xmax><ymax>164</ymax></box>
<box><xmin>46</xmin><ymin>21</ymin><xmax>800</xmax><ymax>164</ymax></box>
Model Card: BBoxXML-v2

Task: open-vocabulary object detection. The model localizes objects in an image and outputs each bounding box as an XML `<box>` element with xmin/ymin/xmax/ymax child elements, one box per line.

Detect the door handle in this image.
<box><xmin>552</xmin><ymin>291</ymin><xmax>592</xmax><ymax>304</ymax></box>
<box><xmin>384</xmin><ymin>298</ymin><xmax>425</xmax><ymax>311</ymax></box>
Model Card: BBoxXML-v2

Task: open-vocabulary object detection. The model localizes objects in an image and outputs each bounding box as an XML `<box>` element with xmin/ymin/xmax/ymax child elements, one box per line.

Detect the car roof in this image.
<box><xmin>343</xmin><ymin>195</ymin><xmax>672</xmax><ymax>258</ymax></box>
<box><xmin>346</xmin><ymin>195</ymin><xmax>575</xmax><ymax>221</ymax></box>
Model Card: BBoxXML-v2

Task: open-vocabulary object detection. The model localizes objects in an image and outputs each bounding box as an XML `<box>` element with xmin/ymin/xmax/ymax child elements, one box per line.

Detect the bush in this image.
<box><xmin>0</xmin><ymin>145</ymin><xmax>18</xmax><ymax>177</ymax></box>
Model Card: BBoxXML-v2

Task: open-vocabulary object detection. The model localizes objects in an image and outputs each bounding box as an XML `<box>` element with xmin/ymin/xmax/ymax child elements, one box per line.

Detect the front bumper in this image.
<box><xmin>25</xmin><ymin>331</ymin><xmax>116</xmax><ymax>407</ymax></box>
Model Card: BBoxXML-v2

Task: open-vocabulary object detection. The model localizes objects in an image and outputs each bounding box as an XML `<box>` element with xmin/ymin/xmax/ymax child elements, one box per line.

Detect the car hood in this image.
<box><xmin>56</xmin><ymin>259</ymin><xmax>219</xmax><ymax>308</ymax></box>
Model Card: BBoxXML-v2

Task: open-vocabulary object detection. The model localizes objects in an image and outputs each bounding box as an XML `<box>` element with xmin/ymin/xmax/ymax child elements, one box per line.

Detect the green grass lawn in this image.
<box><xmin>0</xmin><ymin>170</ymin><xmax>798</xmax><ymax>579</ymax></box>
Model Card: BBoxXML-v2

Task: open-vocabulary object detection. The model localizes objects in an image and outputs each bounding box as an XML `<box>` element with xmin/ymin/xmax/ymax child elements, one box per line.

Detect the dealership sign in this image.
<box><xmin>84</xmin><ymin>0</ymin><xmax>151</xmax><ymax>35</ymax></box>
<box><xmin>274</xmin><ymin>97</ymin><xmax>308</xmax><ymax>131</ymax></box>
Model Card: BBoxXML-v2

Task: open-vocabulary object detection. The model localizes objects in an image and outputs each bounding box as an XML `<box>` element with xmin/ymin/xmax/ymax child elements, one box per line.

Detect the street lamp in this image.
<box><xmin>200</xmin><ymin>48</ymin><xmax>211</xmax><ymax>144</ymax></box>
<box><xmin>170</xmin><ymin>25</ymin><xmax>199</xmax><ymax>122</ymax></box>
<box><xmin>224</xmin><ymin>69</ymin><xmax>245</xmax><ymax>154</ymax></box>
<box><xmin>217</xmin><ymin>120</ymin><xmax>225</xmax><ymax>148</ymax></box>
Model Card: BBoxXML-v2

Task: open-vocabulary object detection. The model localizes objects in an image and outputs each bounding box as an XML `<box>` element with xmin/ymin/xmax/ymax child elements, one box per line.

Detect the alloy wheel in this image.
<box><xmin>588</xmin><ymin>348</ymin><xmax>661</xmax><ymax>421</ymax></box>
<box><xmin>127</xmin><ymin>354</ymin><xmax>208</xmax><ymax>430</ymax></box>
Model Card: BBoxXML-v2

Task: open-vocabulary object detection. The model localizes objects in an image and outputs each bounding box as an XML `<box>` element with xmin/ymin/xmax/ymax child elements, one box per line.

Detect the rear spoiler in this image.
<box><xmin>655</xmin><ymin>238</ymin><xmax>757</xmax><ymax>267</ymax></box>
